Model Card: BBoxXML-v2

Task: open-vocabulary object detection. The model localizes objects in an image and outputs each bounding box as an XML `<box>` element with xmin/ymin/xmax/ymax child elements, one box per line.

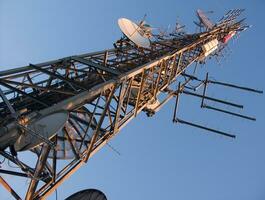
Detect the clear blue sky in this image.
<box><xmin>0</xmin><ymin>0</ymin><xmax>265</xmax><ymax>200</ymax></box>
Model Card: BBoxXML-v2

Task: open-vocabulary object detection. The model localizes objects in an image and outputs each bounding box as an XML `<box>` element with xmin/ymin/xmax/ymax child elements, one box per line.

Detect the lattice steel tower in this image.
<box><xmin>0</xmin><ymin>9</ymin><xmax>262</xmax><ymax>200</ymax></box>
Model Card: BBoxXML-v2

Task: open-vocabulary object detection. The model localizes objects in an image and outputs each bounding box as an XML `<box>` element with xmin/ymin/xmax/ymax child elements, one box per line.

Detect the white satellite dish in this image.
<box><xmin>118</xmin><ymin>18</ymin><xmax>151</xmax><ymax>48</ymax></box>
<box><xmin>14</xmin><ymin>111</ymin><xmax>69</xmax><ymax>151</ymax></box>
<box><xmin>197</xmin><ymin>9</ymin><xmax>214</xmax><ymax>30</ymax></box>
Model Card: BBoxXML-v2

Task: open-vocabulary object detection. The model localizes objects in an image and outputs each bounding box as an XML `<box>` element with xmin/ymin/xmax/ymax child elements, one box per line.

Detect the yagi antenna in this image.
<box><xmin>173</xmin><ymin>72</ymin><xmax>262</xmax><ymax>138</ymax></box>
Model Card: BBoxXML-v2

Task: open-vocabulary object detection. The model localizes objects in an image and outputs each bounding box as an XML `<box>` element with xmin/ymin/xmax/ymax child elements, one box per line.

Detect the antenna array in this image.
<box><xmin>0</xmin><ymin>9</ymin><xmax>262</xmax><ymax>200</ymax></box>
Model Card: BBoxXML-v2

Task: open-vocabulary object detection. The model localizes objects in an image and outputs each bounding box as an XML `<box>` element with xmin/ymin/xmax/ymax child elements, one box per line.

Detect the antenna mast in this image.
<box><xmin>0</xmin><ymin>9</ymin><xmax>262</xmax><ymax>200</ymax></box>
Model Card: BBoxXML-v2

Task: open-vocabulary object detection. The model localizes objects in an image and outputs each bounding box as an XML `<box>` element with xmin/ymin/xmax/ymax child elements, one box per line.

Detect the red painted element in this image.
<box><xmin>222</xmin><ymin>31</ymin><xmax>236</xmax><ymax>43</ymax></box>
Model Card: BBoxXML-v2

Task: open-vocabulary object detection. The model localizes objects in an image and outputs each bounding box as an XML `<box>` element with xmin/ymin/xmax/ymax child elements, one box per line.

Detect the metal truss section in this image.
<box><xmin>0</xmin><ymin>10</ymin><xmax>256</xmax><ymax>200</ymax></box>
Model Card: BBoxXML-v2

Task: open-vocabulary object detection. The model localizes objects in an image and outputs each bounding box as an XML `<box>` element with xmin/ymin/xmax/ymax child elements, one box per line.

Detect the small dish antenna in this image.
<box><xmin>14</xmin><ymin>111</ymin><xmax>69</xmax><ymax>151</ymax></box>
<box><xmin>118</xmin><ymin>18</ymin><xmax>152</xmax><ymax>48</ymax></box>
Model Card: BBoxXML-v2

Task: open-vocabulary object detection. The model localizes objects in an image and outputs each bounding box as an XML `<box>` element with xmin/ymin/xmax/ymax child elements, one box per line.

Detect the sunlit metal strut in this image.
<box><xmin>0</xmin><ymin>9</ymin><xmax>260</xmax><ymax>200</ymax></box>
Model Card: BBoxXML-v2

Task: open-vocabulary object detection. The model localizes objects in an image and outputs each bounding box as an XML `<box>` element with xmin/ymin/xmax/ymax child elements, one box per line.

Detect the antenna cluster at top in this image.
<box><xmin>117</xmin><ymin>8</ymin><xmax>249</xmax><ymax>50</ymax></box>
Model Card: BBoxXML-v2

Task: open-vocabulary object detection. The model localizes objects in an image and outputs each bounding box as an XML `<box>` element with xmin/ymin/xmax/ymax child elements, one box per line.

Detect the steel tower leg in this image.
<box><xmin>25</xmin><ymin>143</ymin><xmax>51</xmax><ymax>200</ymax></box>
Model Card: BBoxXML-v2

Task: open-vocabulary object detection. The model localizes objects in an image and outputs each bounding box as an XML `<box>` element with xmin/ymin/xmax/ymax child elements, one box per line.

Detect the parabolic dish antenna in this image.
<box><xmin>14</xmin><ymin>111</ymin><xmax>69</xmax><ymax>151</ymax></box>
<box><xmin>46</xmin><ymin>111</ymin><xmax>97</xmax><ymax>159</ymax></box>
<box><xmin>65</xmin><ymin>189</ymin><xmax>107</xmax><ymax>200</ymax></box>
<box><xmin>197</xmin><ymin>9</ymin><xmax>214</xmax><ymax>30</ymax></box>
<box><xmin>118</xmin><ymin>18</ymin><xmax>151</xmax><ymax>48</ymax></box>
